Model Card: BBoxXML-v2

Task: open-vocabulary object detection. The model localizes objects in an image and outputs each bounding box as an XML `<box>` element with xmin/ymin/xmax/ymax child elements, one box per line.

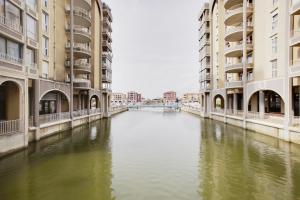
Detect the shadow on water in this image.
<box><xmin>0</xmin><ymin>119</ymin><xmax>116</xmax><ymax>200</ymax></box>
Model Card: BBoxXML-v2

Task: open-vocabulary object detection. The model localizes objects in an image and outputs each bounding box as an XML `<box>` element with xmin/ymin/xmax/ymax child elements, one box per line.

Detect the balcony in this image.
<box><xmin>74</xmin><ymin>0</ymin><xmax>91</xmax><ymax>11</ymax></box>
<box><xmin>224</xmin><ymin>0</ymin><xmax>243</xmax><ymax>9</ymax></box>
<box><xmin>225</xmin><ymin>80</ymin><xmax>243</xmax><ymax>89</ymax></box>
<box><xmin>102</xmin><ymin>52</ymin><xmax>113</xmax><ymax>61</ymax></box>
<box><xmin>224</xmin><ymin>4</ymin><xmax>253</xmax><ymax>26</ymax></box>
<box><xmin>290</xmin><ymin>59</ymin><xmax>300</xmax><ymax>75</ymax></box>
<box><xmin>290</xmin><ymin>0</ymin><xmax>300</xmax><ymax>15</ymax></box>
<box><xmin>225</xmin><ymin>42</ymin><xmax>252</xmax><ymax>57</ymax></box>
<box><xmin>65</xmin><ymin>60</ymin><xmax>91</xmax><ymax>73</ymax></box>
<box><xmin>73</xmin><ymin>79</ymin><xmax>91</xmax><ymax>89</ymax></box>
<box><xmin>102</xmin><ymin>74</ymin><xmax>112</xmax><ymax>83</ymax></box>
<box><xmin>66</xmin><ymin>25</ymin><xmax>91</xmax><ymax>43</ymax></box>
<box><xmin>199</xmin><ymin>26</ymin><xmax>210</xmax><ymax>38</ymax></box>
<box><xmin>103</xmin><ymin>17</ymin><xmax>112</xmax><ymax>32</ymax></box>
<box><xmin>103</xmin><ymin>6</ymin><xmax>113</xmax><ymax>22</ymax></box>
<box><xmin>102</xmin><ymin>40</ymin><xmax>112</xmax><ymax>51</ymax></box>
<box><xmin>225</xmin><ymin>61</ymin><xmax>253</xmax><ymax>73</ymax></box>
<box><xmin>102</xmin><ymin>62</ymin><xmax>112</xmax><ymax>71</ymax></box>
<box><xmin>0</xmin><ymin>52</ymin><xmax>23</xmax><ymax>71</ymax></box>
<box><xmin>65</xmin><ymin>43</ymin><xmax>91</xmax><ymax>58</ymax></box>
<box><xmin>290</xmin><ymin>29</ymin><xmax>300</xmax><ymax>46</ymax></box>
<box><xmin>225</xmin><ymin>23</ymin><xmax>253</xmax><ymax>42</ymax></box>
<box><xmin>0</xmin><ymin>15</ymin><xmax>23</xmax><ymax>42</ymax></box>
<box><xmin>66</xmin><ymin>7</ymin><xmax>91</xmax><ymax>28</ymax></box>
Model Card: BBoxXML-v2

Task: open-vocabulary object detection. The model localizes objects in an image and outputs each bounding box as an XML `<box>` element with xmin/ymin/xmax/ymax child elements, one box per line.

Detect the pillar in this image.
<box><xmin>233</xmin><ymin>93</ymin><xmax>238</xmax><ymax>114</ymax></box>
<box><xmin>56</xmin><ymin>93</ymin><xmax>61</xmax><ymax>119</ymax></box>
<box><xmin>259</xmin><ymin>91</ymin><xmax>265</xmax><ymax>119</ymax></box>
<box><xmin>33</xmin><ymin>79</ymin><xmax>40</xmax><ymax>141</ymax></box>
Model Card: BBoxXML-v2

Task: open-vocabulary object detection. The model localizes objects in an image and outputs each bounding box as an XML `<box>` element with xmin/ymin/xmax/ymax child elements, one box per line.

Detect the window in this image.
<box><xmin>272</xmin><ymin>14</ymin><xmax>278</xmax><ymax>31</ymax></box>
<box><xmin>272</xmin><ymin>37</ymin><xmax>278</xmax><ymax>54</ymax></box>
<box><xmin>272</xmin><ymin>60</ymin><xmax>277</xmax><ymax>78</ymax></box>
<box><xmin>273</xmin><ymin>0</ymin><xmax>278</xmax><ymax>6</ymax></box>
<box><xmin>0</xmin><ymin>36</ymin><xmax>22</xmax><ymax>58</ymax></box>
<box><xmin>0</xmin><ymin>0</ymin><xmax>4</xmax><ymax>16</ymax></box>
<box><xmin>44</xmin><ymin>0</ymin><xmax>48</xmax><ymax>8</ymax></box>
<box><xmin>0</xmin><ymin>37</ymin><xmax>5</xmax><ymax>54</ymax></box>
<box><xmin>26</xmin><ymin>0</ymin><xmax>36</xmax><ymax>10</ymax></box>
<box><xmin>42</xmin><ymin>12</ymin><xmax>49</xmax><ymax>32</ymax></box>
<box><xmin>7</xmin><ymin>40</ymin><xmax>20</xmax><ymax>58</ymax></box>
<box><xmin>5</xmin><ymin>1</ymin><xmax>21</xmax><ymax>25</ymax></box>
<box><xmin>42</xmin><ymin>61</ymin><xmax>49</xmax><ymax>78</ymax></box>
<box><xmin>27</xmin><ymin>15</ymin><xmax>37</xmax><ymax>40</ymax></box>
<box><xmin>42</xmin><ymin>37</ymin><xmax>49</xmax><ymax>57</ymax></box>
<box><xmin>25</xmin><ymin>48</ymin><xmax>35</xmax><ymax>66</ymax></box>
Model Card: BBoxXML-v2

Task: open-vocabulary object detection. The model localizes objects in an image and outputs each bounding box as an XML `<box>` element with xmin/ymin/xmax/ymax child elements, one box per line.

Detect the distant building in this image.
<box><xmin>127</xmin><ymin>91</ymin><xmax>142</xmax><ymax>104</ymax></box>
<box><xmin>182</xmin><ymin>93</ymin><xmax>200</xmax><ymax>103</ymax></box>
<box><xmin>112</xmin><ymin>93</ymin><xmax>127</xmax><ymax>105</ymax></box>
<box><xmin>163</xmin><ymin>91</ymin><xmax>177</xmax><ymax>104</ymax></box>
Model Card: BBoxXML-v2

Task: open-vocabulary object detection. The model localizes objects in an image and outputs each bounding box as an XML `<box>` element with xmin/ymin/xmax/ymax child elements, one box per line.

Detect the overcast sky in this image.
<box><xmin>105</xmin><ymin>0</ymin><xmax>205</xmax><ymax>99</ymax></box>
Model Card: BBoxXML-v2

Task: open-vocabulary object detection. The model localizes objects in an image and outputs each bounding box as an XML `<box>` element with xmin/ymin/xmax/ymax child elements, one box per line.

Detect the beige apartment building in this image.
<box><xmin>197</xmin><ymin>0</ymin><xmax>300</xmax><ymax>144</ymax></box>
<box><xmin>0</xmin><ymin>0</ymin><xmax>113</xmax><ymax>155</ymax></box>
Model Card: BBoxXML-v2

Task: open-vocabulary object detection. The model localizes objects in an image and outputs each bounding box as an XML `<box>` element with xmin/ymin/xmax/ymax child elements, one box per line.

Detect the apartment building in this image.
<box><xmin>197</xmin><ymin>0</ymin><xmax>300</xmax><ymax>144</ymax></box>
<box><xmin>0</xmin><ymin>0</ymin><xmax>113</xmax><ymax>155</ymax></box>
<box><xmin>182</xmin><ymin>93</ymin><xmax>200</xmax><ymax>103</ymax></box>
<box><xmin>127</xmin><ymin>91</ymin><xmax>142</xmax><ymax>104</ymax></box>
<box><xmin>112</xmin><ymin>93</ymin><xmax>127</xmax><ymax>105</ymax></box>
<box><xmin>163</xmin><ymin>91</ymin><xmax>177</xmax><ymax>104</ymax></box>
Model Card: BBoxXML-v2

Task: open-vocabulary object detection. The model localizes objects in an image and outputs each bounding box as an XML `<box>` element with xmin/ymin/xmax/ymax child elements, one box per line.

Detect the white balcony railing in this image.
<box><xmin>0</xmin><ymin>52</ymin><xmax>23</xmax><ymax>65</ymax></box>
<box><xmin>0</xmin><ymin>15</ymin><xmax>23</xmax><ymax>34</ymax></box>
<box><xmin>0</xmin><ymin>119</ymin><xmax>22</xmax><ymax>135</ymax></box>
<box><xmin>39</xmin><ymin>112</ymin><xmax>70</xmax><ymax>125</ymax></box>
<box><xmin>73</xmin><ymin>109</ymin><xmax>89</xmax><ymax>117</ymax></box>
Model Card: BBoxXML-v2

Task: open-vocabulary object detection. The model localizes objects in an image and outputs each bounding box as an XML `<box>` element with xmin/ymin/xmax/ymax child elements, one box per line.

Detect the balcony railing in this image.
<box><xmin>0</xmin><ymin>119</ymin><xmax>22</xmax><ymax>135</ymax></box>
<box><xmin>0</xmin><ymin>15</ymin><xmax>23</xmax><ymax>34</ymax></box>
<box><xmin>73</xmin><ymin>109</ymin><xmax>89</xmax><ymax>117</ymax></box>
<box><xmin>65</xmin><ymin>43</ymin><xmax>91</xmax><ymax>55</ymax></box>
<box><xmin>90</xmin><ymin>108</ymin><xmax>101</xmax><ymax>115</ymax></box>
<box><xmin>73</xmin><ymin>7</ymin><xmax>91</xmax><ymax>21</ymax></box>
<box><xmin>225</xmin><ymin>80</ymin><xmax>243</xmax><ymax>88</ymax></box>
<box><xmin>227</xmin><ymin>109</ymin><xmax>244</xmax><ymax>116</ymax></box>
<box><xmin>39</xmin><ymin>112</ymin><xmax>70</xmax><ymax>125</ymax></box>
<box><xmin>0</xmin><ymin>52</ymin><xmax>23</xmax><ymax>65</ymax></box>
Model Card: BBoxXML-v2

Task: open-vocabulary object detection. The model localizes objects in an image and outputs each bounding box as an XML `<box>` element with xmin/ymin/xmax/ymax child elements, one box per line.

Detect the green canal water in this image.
<box><xmin>0</xmin><ymin>110</ymin><xmax>300</xmax><ymax>200</ymax></box>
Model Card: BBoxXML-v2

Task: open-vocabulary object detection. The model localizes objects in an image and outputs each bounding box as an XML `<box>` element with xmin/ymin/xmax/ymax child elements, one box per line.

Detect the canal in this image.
<box><xmin>0</xmin><ymin>110</ymin><xmax>300</xmax><ymax>200</ymax></box>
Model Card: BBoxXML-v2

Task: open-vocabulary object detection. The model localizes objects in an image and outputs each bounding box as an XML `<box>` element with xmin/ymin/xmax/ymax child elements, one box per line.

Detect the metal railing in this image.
<box><xmin>0</xmin><ymin>15</ymin><xmax>23</xmax><ymax>34</ymax></box>
<box><xmin>39</xmin><ymin>112</ymin><xmax>71</xmax><ymax>125</ymax></box>
<box><xmin>0</xmin><ymin>119</ymin><xmax>22</xmax><ymax>135</ymax></box>
<box><xmin>73</xmin><ymin>109</ymin><xmax>89</xmax><ymax>117</ymax></box>
<box><xmin>0</xmin><ymin>52</ymin><xmax>23</xmax><ymax>65</ymax></box>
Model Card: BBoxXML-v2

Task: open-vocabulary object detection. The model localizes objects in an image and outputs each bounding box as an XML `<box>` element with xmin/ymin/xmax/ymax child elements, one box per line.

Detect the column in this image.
<box><xmin>233</xmin><ymin>93</ymin><xmax>238</xmax><ymax>114</ymax></box>
<box><xmin>259</xmin><ymin>91</ymin><xmax>265</xmax><ymax>119</ymax></box>
<box><xmin>56</xmin><ymin>93</ymin><xmax>61</xmax><ymax>119</ymax></box>
<box><xmin>33</xmin><ymin>79</ymin><xmax>40</xmax><ymax>127</ymax></box>
<box><xmin>87</xmin><ymin>92</ymin><xmax>90</xmax><ymax>115</ymax></box>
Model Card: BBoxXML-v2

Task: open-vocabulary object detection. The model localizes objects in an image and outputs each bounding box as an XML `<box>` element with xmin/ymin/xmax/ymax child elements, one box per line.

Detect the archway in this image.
<box><xmin>39</xmin><ymin>91</ymin><xmax>69</xmax><ymax>115</ymax></box>
<box><xmin>0</xmin><ymin>81</ymin><xmax>20</xmax><ymax>121</ymax></box>
<box><xmin>90</xmin><ymin>95</ymin><xmax>100</xmax><ymax>109</ymax></box>
<box><xmin>213</xmin><ymin>94</ymin><xmax>225</xmax><ymax>109</ymax></box>
<box><xmin>248</xmin><ymin>90</ymin><xmax>285</xmax><ymax>115</ymax></box>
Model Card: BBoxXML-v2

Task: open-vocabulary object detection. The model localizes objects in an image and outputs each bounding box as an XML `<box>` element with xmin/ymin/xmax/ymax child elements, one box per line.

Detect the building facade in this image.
<box><xmin>182</xmin><ymin>93</ymin><xmax>200</xmax><ymax>103</ymax></box>
<box><xmin>163</xmin><ymin>91</ymin><xmax>177</xmax><ymax>104</ymax></box>
<box><xmin>0</xmin><ymin>0</ymin><xmax>113</xmax><ymax>155</ymax></box>
<box><xmin>127</xmin><ymin>91</ymin><xmax>141</xmax><ymax>104</ymax></box>
<box><xmin>197</xmin><ymin>0</ymin><xmax>300</xmax><ymax>144</ymax></box>
<box><xmin>112</xmin><ymin>92</ymin><xmax>127</xmax><ymax>105</ymax></box>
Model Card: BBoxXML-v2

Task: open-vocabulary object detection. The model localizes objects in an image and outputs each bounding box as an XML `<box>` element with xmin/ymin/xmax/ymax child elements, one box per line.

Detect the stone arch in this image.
<box><xmin>39</xmin><ymin>90</ymin><xmax>70</xmax><ymax>114</ymax></box>
<box><xmin>213</xmin><ymin>94</ymin><xmax>225</xmax><ymax>109</ymax></box>
<box><xmin>90</xmin><ymin>95</ymin><xmax>100</xmax><ymax>109</ymax></box>
<box><xmin>248</xmin><ymin>90</ymin><xmax>285</xmax><ymax>114</ymax></box>
<box><xmin>0</xmin><ymin>80</ymin><xmax>22</xmax><ymax>120</ymax></box>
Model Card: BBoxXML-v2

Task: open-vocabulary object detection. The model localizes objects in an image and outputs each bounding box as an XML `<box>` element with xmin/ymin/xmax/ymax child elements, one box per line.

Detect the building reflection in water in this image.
<box><xmin>0</xmin><ymin>119</ymin><xmax>115</xmax><ymax>200</ymax></box>
<box><xmin>198</xmin><ymin>118</ymin><xmax>300</xmax><ymax>200</ymax></box>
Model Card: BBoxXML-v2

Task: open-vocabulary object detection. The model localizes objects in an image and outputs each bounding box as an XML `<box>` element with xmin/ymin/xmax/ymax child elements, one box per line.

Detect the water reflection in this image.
<box><xmin>0</xmin><ymin>119</ymin><xmax>115</xmax><ymax>200</ymax></box>
<box><xmin>0</xmin><ymin>112</ymin><xmax>300</xmax><ymax>200</ymax></box>
<box><xmin>198</xmin><ymin>119</ymin><xmax>300</xmax><ymax>200</ymax></box>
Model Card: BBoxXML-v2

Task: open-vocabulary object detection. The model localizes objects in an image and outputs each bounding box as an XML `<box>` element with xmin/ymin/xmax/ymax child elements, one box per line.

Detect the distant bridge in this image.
<box><xmin>127</xmin><ymin>104</ymin><xmax>180</xmax><ymax>109</ymax></box>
